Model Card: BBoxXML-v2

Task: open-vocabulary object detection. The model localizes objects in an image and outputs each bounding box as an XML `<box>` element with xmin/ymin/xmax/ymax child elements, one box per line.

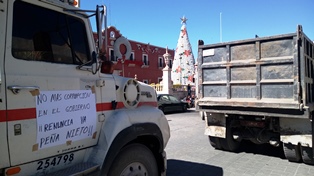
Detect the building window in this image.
<box><xmin>129</xmin><ymin>52</ymin><xmax>134</xmax><ymax>61</ymax></box>
<box><xmin>158</xmin><ymin>77</ymin><xmax>163</xmax><ymax>84</ymax></box>
<box><xmin>109</xmin><ymin>48</ymin><xmax>116</xmax><ymax>61</ymax></box>
<box><xmin>169</xmin><ymin>59</ymin><xmax>172</xmax><ymax>68</ymax></box>
<box><xmin>142</xmin><ymin>54</ymin><xmax>149</xmax><ymax>65</ymax></box>
<box><xmin>143</xmin><ymin>79</ymin><xmax>148</xmax><ymax>84</ymax></box>
<box><xmin>158</xmin><ymin>57</ymin><xmax>163</xmax><ymax>68</ymax></box>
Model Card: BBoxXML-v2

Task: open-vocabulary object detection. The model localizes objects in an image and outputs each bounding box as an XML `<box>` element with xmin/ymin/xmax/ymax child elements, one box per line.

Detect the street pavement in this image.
<box><xmin>165</xmin><ymin>109</ymin><xmax>314</xmax><ymax>176</ymax></box>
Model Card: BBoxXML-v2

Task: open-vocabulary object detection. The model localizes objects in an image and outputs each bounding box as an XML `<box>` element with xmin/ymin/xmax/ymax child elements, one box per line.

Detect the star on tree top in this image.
<box><xmin>180</xmin><ymin>16</ymin><xmax>188</xmax><ymax>24</ymax></box>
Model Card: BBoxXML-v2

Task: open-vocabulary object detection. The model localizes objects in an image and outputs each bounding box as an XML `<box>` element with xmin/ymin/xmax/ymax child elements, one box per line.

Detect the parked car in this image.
<box><xmin>157</xmin><ymin>94</ymin><xmax>188</xmax><ymax>113</ymax></box>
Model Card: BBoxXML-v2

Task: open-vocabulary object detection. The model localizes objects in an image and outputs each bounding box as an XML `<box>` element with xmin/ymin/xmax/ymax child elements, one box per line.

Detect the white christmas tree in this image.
<box><xmin>171</xmin><ymin>16</ymin><xmax>195</xmax><ymax>85</ymax></box>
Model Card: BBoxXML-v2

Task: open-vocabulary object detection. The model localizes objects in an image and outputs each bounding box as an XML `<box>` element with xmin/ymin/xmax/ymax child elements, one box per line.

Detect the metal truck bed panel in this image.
<box><xmin>198</xmin><ymin>26</ymin><xmax>314</xmax><ymax>114</ymax></box>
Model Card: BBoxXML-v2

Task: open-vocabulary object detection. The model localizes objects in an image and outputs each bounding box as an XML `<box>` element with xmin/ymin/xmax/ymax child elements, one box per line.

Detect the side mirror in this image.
<box><xmin>91</xmin><ymin>51</ymin><xmax>98</xmax><ymax>73</ymax></box>
<box><xmin>76</xmin><ymin>51</ymin><xmax>99</xmax><ymax>74</ymax></box>
<box><xmin>96</xmin><ymin>5</ymin><xmax>107</xmax><ymax>55</ymax></box>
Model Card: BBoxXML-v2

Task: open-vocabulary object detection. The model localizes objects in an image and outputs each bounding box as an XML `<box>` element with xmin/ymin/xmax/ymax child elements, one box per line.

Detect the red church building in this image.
<box><xmin>96</xmin><ymin>26</ymin><xmax>175</xmax><ymax>84</ymax></box>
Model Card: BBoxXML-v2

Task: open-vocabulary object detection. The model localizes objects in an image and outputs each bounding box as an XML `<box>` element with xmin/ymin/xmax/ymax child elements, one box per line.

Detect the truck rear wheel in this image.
<box><xmin>220</xmin><ymin>123</ymin><xmax>241</xmax><ymax>152</ymax></box>
<box><xmin>220</xmin><ymin>136</ymin><xmax>240</xmax><ymax>152</ymax></box>
<box><xmin>208</xmin><ymin>136</ymin><xmax>222</xmax><ymax>150</ymax></box>
<box><xmin>283</xmin><ymin>143</ymin><xmax>301</xmax><ymax>162</ymax></box>
<box><xmin>107</xmin><ymin>143</ymin><xmax>158</xmax><ymax>176</ymax></box>
<box><xmin>301</xmin><ymin>146</ymin><xmax>314</xmax><ymax>165</ymax></box>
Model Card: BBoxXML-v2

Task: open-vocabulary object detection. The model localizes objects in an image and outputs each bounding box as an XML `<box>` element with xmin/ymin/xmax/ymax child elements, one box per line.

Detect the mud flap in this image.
<box><xmin>204</xmin><ymin>113</ymin><xmax>226</xmax><ymax>138</ymax></box>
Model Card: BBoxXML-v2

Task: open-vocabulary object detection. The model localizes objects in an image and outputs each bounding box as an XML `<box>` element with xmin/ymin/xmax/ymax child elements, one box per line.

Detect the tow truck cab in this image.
<box><xmin>0</xmin><ymin>0</ymin><xmax>170</xmax><ymax>175</ymax></box>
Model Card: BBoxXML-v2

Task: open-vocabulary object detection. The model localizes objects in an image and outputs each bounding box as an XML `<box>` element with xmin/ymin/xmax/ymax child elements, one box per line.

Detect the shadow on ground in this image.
<box><xmin>167</xmin><ymin>159</ymin><xmax>223</xmax><ymax>176</ymax></box>
<box><xmin>163</xmin><ymin>109</ymin><xmax>195</xmax><ymax>115</ymax></box>
<box><xmin>237</xmin><ymin>141</ymin><xmax>286</xmax><ymax>159</ymax></box>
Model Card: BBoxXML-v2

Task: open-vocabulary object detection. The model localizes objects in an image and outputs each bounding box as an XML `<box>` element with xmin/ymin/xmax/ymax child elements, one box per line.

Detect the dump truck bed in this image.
<box><xmin>197</xmin><ymin>26</ymin><xmax>314</xmax><ymax>117</ymax></box>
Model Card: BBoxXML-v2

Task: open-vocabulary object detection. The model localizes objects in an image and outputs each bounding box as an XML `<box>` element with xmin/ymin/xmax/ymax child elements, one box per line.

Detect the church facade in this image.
<box><xmin>96</xmin><ymin>26</ymin><xmax>175</xmax><ymax>84</ymax></box>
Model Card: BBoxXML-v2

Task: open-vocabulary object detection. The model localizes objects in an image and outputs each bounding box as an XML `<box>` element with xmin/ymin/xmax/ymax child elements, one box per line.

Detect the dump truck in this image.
<box><xmin>196</xmin><ymin>25</ymin><xmax>314</xmax><ymax>164</ymax></box>
<box><xmin>0</xmin><ymin>0</ymin><xmax>170</xmax><ymax>175</ymax></box>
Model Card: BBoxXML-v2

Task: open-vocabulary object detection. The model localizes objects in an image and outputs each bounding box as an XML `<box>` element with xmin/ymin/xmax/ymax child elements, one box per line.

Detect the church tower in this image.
<box><xmin>171</xmin><ymin>16</ymin><xmax>195</xmax><ymax>85</ymax></box>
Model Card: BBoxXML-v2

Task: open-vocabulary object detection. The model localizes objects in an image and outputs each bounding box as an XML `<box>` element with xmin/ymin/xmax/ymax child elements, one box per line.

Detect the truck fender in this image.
<box><xmin>100</xmin><ymin>122</ymin><xmax>164</xmax><ymax>174</ymax></box>
<box><xmin>280</xmin><ymin>118</ymin><xmax>312</xmax><ymax>147</ymax></box>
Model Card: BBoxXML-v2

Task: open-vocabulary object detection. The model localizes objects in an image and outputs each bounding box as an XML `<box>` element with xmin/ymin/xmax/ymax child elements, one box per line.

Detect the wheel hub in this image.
<box><xmin>121</xmin><ymin>162</ymin><xmax>148</xmax><ymax>176</ymax></box>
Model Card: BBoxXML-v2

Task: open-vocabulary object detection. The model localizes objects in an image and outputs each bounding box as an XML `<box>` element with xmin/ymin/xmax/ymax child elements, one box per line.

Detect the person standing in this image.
<box><xmin>187</xmin><ymin>84</ymin><xmax>191</xmax><ymax>97</ymax></box>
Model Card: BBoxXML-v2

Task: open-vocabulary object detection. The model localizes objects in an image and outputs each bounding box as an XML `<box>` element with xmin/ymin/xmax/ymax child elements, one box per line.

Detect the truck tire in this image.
<box><xmin>301</xmin><ymin>146</ymin><xmax>314</xmax><ymax>165</ymax></box>
<box><xmin>220</xmin><ymin>122</ymin><xmax>241</xmax><ymax>152</ymax></box>
<box><xmin>283</xmin><ymin>143</ymin><xmax>301</xmax><ymax>162</ymax></box>
<box><xmin>208</xmin><ymin>136</ymin><xmax>222</xmax><ymax>150</ymax></box>
<box><xmin>107</xmin><ymin>143</ymin><xmax>158</xmax><ymax>176</ymax></box>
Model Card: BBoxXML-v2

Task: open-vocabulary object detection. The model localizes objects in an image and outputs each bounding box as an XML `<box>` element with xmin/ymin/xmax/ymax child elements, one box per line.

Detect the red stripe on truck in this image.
<box><xmin>0</xmin><ymin>101</ymin><xmax>157</xmax><ymax>122</ymax></box>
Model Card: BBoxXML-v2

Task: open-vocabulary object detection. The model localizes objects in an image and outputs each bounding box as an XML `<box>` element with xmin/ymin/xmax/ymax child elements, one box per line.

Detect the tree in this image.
<box><xmin>171</xmin><ymin>16</ymin><xmax>195</xmax><ymax>85</ymax></box>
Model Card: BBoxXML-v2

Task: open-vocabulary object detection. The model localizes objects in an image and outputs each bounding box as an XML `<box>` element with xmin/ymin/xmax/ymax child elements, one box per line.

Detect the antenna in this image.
<box><xmin>107</xmin><ymin>0</ymin><xmax>111</xmax><ymax>26</ymax></box>
<box><xmin>220</xmin><ymin>12</ymin><xmax>222</xmax><ymax>42</ymax></box>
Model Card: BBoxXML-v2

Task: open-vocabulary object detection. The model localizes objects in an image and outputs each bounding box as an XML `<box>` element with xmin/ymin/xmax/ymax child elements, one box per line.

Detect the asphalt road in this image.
<box><xmin>165</xmin><ymin>109</ymin><xmax>314</xmax><ymax>176</ymax></box>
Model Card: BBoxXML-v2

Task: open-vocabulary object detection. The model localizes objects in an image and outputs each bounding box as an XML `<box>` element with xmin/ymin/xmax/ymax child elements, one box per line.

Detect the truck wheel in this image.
<box><xmin>208</xmin><ymin>136</ymin><xmax>222</xmax><ymax>150</ymax></box>
<box><xmin>108</xmin><ymin>144</ymin><xmax>158</xmax><ymax>176</ymax></box>
<box><xmin>283</xmin><ymin>143</ymin><xmax>301</xmax><ymax>162</ymax></box>
<box><xmin>220</xmin><ymin>125</ymin><xmax>240</xmax><ymax>152</ymax></box>
<box><xmin>301</xmin><ymin>146</ymin><xmax>314</xmax><ymax>165</ymax></box>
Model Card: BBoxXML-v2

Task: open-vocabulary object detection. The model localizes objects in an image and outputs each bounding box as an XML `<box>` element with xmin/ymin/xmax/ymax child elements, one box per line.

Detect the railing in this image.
<box><xmin>150</xmin><ymin>83</ymin><xmax>196</xmax><ymax>100</ymax></box>
<box><xmin>150</xmin><ymin>83</ymin><xmax>163</xmax><ymax>91</ymax></box>
<box><xmin>149</xmin><ymin>84</ymin><xmax>195</xmax><ymax>92</ymax></box>
<box><xmin>172</xmin><ymin>84</ymin><xmax>187</xmax><ymax>91</ymax></box>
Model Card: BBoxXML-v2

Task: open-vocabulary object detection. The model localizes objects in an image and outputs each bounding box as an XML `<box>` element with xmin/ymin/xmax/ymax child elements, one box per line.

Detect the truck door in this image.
<box><xmin>5</xmin><ymin>0</ymin><xmax>101</xmax><ymax>166</ymax></box>
<box><xmin>0</xmin><ymin>0</ymin><xmax>10</xmax><ymax>169</ymax></box>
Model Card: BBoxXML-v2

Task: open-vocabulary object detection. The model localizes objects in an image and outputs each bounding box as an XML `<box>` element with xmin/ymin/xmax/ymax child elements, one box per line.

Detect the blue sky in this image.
<box><xmin>81</xmin><ymin>0</ymin><xmax>314</xmax><ymax>59</ymax></box>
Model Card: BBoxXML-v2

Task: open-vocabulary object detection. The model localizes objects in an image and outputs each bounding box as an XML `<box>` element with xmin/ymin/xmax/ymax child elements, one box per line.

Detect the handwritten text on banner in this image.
<box><xmin>36</xmin><ymin>90</ymin><xmax>97</xmax><ymax>149</ymax></box>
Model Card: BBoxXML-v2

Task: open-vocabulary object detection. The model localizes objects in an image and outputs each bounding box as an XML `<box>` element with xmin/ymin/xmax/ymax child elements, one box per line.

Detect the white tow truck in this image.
<box><xmin>0</xmin><ymin>0</ymin><xmax>170</xmax><ymax>175</ymax></box>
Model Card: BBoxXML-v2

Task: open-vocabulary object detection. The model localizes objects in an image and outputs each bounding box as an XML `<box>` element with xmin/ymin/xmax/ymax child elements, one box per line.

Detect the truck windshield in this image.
<box><xmin>11</xmin><ymin>1</ymin><xmax>91</xmax><ymax>65</ymax></box>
